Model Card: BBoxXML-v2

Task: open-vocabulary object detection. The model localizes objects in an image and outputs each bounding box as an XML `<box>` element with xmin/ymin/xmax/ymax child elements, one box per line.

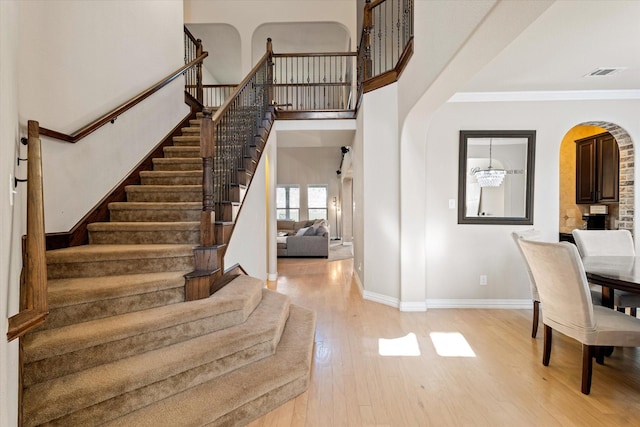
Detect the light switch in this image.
<box><xmin>448</xmin><ymin>199</ymin><xmax>455</xmax><ymax>209</ymax></box>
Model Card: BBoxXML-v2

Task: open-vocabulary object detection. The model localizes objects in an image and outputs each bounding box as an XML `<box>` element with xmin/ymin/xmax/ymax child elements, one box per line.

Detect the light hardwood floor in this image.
<box><xmin>248</xmin><ymin>257</ymin><xmax>640</xmax><ymax>426</ymax></box>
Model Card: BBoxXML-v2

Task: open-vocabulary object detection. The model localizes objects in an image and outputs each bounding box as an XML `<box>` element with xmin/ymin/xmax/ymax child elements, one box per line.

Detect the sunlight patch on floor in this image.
<box><xmin>378</xmin><ymin>333</ymin><xmax>421</xmax><ymax>356</ymax></box>
<box><xmin>430</xmin><ymin>332</ymin><xmax>476</xmax><ymax>357</ymax></box>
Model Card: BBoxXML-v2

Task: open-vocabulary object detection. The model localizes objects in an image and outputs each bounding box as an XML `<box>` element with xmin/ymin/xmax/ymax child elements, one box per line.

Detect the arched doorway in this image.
<box><xmin>559</xmin><ymin>122</ymin><xmax>634</xmax><ymax>236</ymax></box>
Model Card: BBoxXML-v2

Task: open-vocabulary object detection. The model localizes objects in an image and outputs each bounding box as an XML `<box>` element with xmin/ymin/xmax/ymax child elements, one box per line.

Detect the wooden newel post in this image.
<box><xmin>196</xmin><ymin>39</ymin><xmax>204</xmax><ymax>104</ymax></box>
<box><xmin>200</xmin><ymin>108</ymin><xmax>216</xmax><ymax>247</ymax></box>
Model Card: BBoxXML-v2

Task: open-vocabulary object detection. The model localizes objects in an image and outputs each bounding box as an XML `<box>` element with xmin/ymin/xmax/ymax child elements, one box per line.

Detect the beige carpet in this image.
<box><xmin>329</xmin><ymin>243</ymin><xmax>353</xmax><ymax>261</ymax></box>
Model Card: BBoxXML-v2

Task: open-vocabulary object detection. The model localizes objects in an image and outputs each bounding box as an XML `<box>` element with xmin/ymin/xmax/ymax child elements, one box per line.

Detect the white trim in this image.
<box><xmin>448</xmin><ymin>90</ymin><xmax>640</xmax><ymax>103</ymax></box>
<box><xmin>399</xmin><ymin>301</ymin><xmax>428</xmax><ymax>312</ymax></box>
<box><xmin>342</xmin><ymin>241</ymin><xmax>353</xmax><ymax>246</ymax></box>
<box><xmin>363</xmin><ymin>290</ymin><xmax>399</xmax><ymax>308</ymax></box>
<box><xmin>267</xmin><ymin>272</ymin><xmax>278</xmax><ymax>281</ymax></box>
<box><xmin>426</xmin><ymin>299</ymin><xmax>532</xmax><ymax>309</ymax></box>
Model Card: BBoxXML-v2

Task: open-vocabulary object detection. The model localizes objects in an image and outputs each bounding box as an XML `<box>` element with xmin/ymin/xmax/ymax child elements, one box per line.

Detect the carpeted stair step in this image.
<box><xmin>125</xmin><ymin>184</ymin><xmax>202</xmax><ymax>202</ymax></box>
<box><xmin>22</xmin><ymin>287</ymin><xmax>291</xmax><ymax>427</ymax></box>
<box><xmin>152</xmin><ymin>157</ymin><xmax>202</xmax><ymax>171</ymax></box>
<box><xmin>172</xmin><ymin>135</ymin><xmax>201</xmax><ymax>146</ymax></box>
<box><xmin>41</xmin><ymin>271</ymin><xmax>188</xmax><ymax>331</ymax></box>
<box><xmin>46</xmin><ymin>244</ymin><xmax>195</xmax><ymax>279</ymax></box>
<box><xmin>103</xmin><ymin>304</ymin><xmax>316</xmax><ymax>427</ymax></box>
<box><xmin>163</xmin><ymin>146</ymin><xmax>201</xmax><ymax>158</ymax></box>
<box><xmin>189</xmin><ymin>119</ymin><xmax>202</xmax><ymax>127</ymax></box>
<box><xmin>88</xmin><ymin>222</ymin><xmax>200</xmax><ymax>245</ymax></box>
<box><xmin>179</xmin><ymin>126</ymin><xmax>201</xmax><ymax>135</ymax></box>
<box><xmin>108</xmin><ymin>202</ymin><xmax>202</xmax><ymax>222</ymax></box>
<box><xmin>140</xmin><ymin>170</ymin><xmax>202</xmax><ymax>185</ymax></box>
<box><xmin>22</xmin><ymin>275</ymin><xmax>265</xmax><ymax>388</ymax></box>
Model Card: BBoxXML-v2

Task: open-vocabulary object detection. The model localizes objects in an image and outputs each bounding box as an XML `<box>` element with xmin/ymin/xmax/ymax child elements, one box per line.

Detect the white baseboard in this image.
<box><xmin>363</xmin><ymin>290</ymin><xmax>399</xmax><ymax>308</ymax></box>
<box><xmin>399</xmin><ymin>301</ymin><xmax>428</xmax><ymax>312</ymax></box>
<box><xmin>426</xmin><ymin>299</ymin><xmax>532</xmax><ymax>309</ymax></box>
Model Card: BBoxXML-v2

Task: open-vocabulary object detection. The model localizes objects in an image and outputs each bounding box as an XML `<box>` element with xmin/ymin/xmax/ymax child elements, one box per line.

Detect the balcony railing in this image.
<box><xmin>271</xmin><ymin>52</ymin><xmax>357</xmax><ymax>117</ymax></box>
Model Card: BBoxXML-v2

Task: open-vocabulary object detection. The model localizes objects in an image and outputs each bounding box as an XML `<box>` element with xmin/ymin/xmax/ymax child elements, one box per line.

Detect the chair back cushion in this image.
<box><xmin>517</xmin><ymin>239</ymin><xmax>597</xmax><ymax>340</ymax></box>
<box><xmin>511</xmin><ymin>230</ymin><xmax>542</xmax><ymax>301</ymax></box>
<box><xmin>572</xmin><ymin>229</ymin><xmax>635</xmax><ymax>257</ymax></box>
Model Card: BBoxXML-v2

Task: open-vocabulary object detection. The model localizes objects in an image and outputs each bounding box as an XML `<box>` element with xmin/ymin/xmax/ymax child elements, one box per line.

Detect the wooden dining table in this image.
<box><xmin>582</xmin><ymin>256</ymin><xmax>640</xmax><ymax>308</ymax></box>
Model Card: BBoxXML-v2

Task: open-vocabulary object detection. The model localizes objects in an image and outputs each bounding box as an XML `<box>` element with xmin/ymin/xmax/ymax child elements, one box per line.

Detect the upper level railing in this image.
<box><xmin>184</xmin><ymin>26</ymin><xmax>204</xmax><ymax>103</ymax></box>
<box><xmin>271</xmin><ymin>52</ymin><xmax>357</xmax><ymax>118</ymax></box>
<box><xmin>360</xmin><ymin>0</ymin><xmax>414</xmax><ymax>94</ymax></box>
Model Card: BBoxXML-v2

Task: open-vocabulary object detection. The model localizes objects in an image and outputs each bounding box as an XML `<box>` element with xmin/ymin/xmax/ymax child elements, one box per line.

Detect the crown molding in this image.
<box><xmin>448</xmin><ymin>90</ymin><xmax>640</xmax><ymax>103</ymax></box>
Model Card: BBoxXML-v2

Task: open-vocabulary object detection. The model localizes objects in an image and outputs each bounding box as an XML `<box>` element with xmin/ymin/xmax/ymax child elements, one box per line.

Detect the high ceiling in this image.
<box><xmin>459</xmin><ymin>0</ymin><xmax>640</xmax><ymax>94</ymax></box>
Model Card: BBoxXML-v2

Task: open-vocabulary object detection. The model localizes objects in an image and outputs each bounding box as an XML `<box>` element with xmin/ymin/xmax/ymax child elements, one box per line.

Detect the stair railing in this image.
<box><xmin>359</xmin><ymin>0</ymin><xmax>414</xmax><ymax>94</ymax></box>
<box><xmin>184</xmin><ymin>26</ymin><xmax>205</xmax><ymax>104</ymax></box>
<box><xmin>270</xmin><ymin>52</ymin><xmax>358</xmax><ymax>119</ymax></box>
<box><xmin>191</xmin><ymin>39</ymin><xmax>274</xmax><ymax>298</ymax></box>
<box><xmin>7</xmin><ymin>121</ymin><xmax>48</xmax><ymax>341</ymax></box>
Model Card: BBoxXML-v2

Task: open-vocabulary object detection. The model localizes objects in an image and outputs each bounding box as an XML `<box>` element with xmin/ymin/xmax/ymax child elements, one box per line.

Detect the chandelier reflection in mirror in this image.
<box><xmin>473</xmin><ymin>138</ymin><xmax>506</xmax><ymax>187</ymax></box>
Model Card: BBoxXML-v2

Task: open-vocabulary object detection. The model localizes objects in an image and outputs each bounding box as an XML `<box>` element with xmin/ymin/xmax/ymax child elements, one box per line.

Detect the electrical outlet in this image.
<box><xmin>480</xmin><ymin>275</ymin><xmax>488</xmax><ymax>286</ymax></box>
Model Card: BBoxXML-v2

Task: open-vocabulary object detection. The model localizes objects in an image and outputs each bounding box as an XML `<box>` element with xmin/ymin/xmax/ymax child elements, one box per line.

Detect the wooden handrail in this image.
<box><xmin>8</xmin><ymin>121</ymin><xmax>48</xmax><ymax>341</ymax></box>
<box><xmin>272</xmin><ymin>52</ymin><xmax>357</xmax><ymax>58</ymax></box>
<box><xmin>184</xmin><ymin>25</ymin><xmax>199</xmax><ymax>45</ymax></box>
<box><xmin>39</xmin><ymin>53</ymin><xmax>208</xmax><ymax>143</ymax></box>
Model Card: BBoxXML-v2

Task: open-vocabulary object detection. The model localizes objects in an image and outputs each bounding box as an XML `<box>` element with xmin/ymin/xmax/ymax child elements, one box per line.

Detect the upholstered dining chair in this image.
<box><xmin>512</xmin><ymin>230</ymin><xmax>602</xmax><ymax>338</ymax></box>
<box><xmin>516</xmin><ymin>239</ymin><xmax>640</xmax><ymax>394</ymax></box>
<box><xmin>572</xmin><ymin>229</ymin><xmax>640</xmax><ymax>316</ymax></box>
<box><xmin>511</xmin><ymin>230</ymin><xmax>543</xmax><ymax>338</ymax></box>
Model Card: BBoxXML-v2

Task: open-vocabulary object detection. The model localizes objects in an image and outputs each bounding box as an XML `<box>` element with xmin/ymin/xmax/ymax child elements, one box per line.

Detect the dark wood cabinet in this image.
<box><xmin>575</xmin><ymin>132</ymin><xmax>619</xmax><ymax>204</ymax></box>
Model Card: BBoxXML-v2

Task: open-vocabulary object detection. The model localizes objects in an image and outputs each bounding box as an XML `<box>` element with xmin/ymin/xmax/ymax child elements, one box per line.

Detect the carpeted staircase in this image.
<box><xmin>21</xmin><ymin>113</ymin><xmax>316</xmax><ymax>426</ymax></box>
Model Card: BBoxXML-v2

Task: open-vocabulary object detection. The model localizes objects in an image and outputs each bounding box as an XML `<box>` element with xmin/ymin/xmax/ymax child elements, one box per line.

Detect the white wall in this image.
<box><xmin>1</xmin><ymin>2</ymin><xmax>22</xmax><ymax>425</ymax></box>
<box><xmin>393</xmin><ymin>0</ymin><xmax>553</xmax><ymax>310</ymax></box>
<box><xmin>224</xmin><ymin>148</ymin><xmax>269</xmax><ymax>281</ymax></box>
<box><xmin>424</xmin><ymin>99</ymin><xmax>640</xmax><ymax>306</ymax></box>
<box><xmin>18</xmin><ymin>0</ymin><xmax>189</xmax><ymax>232</ymax></box>
<box><xmin>360</xmin><ymin>84</ymin><xmax>401</xmax><ymax>303</ymax></box>
<box><xmin>184</xmin><ymin>0</ymin><xmax>357</xmax><ymax>73</ymax></box>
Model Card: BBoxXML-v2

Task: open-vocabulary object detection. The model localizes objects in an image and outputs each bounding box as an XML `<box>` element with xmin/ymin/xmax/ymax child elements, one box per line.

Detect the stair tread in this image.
<box><xmin>103</xmin><ymin>304</ymin><xmax>315</xmax><ymax>427</ymax></box>
<box><xmin>108</xmin><ymin>202</ymin><xmax>202</xmax><ymax>210</ymax></box>
<box><xmin>139</xmin><ymin>170</ymin><xmax>202</xmax><ymax>176</ymax></box>
<box><xmin>23</xmin><ymin>288</ymin><xmax>290</xmax><ymax>427</ymax></box>
<box><xmin>23</xmin><ymin>275</ymin><xmax>265</xmax><ymax>362</ymax></box>
<box><xmin>125</xmin><ymin>185</ymin><xmax>202</xmax><ymax>192</ymax></box>
<box><xmin>47</xmin><ymin>271</ymin><xmax>188</xmax><ymax>308</ymax></box>
<box><xmin>88</xmin><ymin>221</ymin><xmax>200</xmax><ymax>231</ymax></box>
<box><xmin>47</xmin><ymin>244</ymin><xmax>195</xmax><ymax>263</ymax></box>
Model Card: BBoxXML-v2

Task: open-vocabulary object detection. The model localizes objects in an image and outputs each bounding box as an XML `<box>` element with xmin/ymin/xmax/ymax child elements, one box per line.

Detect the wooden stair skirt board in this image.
<box><xmin>20</xmin><ymin>108</ymin><xmax>314</xmax><ymax>426</ymax></box>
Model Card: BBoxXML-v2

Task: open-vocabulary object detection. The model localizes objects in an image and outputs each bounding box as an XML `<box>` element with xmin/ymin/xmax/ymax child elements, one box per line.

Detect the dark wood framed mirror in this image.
<box><xmin>458</xmin><ymin>130</ymin><xmax>536</xmax><ymax>225</ymax></box>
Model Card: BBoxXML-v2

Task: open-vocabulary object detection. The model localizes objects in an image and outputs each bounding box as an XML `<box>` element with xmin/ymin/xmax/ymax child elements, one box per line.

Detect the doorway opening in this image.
<box><xmin>559</xmin><ymin>122</ymin><xmax>634</xmax><ymax>237</ymax></box>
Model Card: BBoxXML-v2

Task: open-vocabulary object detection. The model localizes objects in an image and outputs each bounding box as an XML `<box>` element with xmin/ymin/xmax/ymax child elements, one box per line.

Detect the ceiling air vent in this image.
<box><xmin>584</xmin><ymin>67</ymin><xmax>626</xmax><ymax>77</ymax></box>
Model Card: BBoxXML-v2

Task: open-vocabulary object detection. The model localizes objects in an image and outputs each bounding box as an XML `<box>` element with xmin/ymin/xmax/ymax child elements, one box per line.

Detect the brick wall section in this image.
<box><xmin>583</xmin><ymin>121</ymin><xmax>634</xmax><ymax>233</ymax></box>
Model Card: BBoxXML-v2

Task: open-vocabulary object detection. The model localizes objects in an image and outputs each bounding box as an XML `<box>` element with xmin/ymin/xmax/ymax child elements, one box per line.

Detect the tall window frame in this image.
<box><xmin>276</xmin><ymin>185</ymin><xmax>300</xmax><ymax>221</ymax></box>
<box><xmin>307</xmin><ymin>184</ymin><xmax>328</xmax><ymax>220</ymax></box>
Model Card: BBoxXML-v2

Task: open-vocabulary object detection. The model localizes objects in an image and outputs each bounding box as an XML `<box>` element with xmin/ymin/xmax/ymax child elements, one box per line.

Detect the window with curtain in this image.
<box><xmin>276</xmin><ymin>185</ymin><xmax>300</xmax><ymax>220</ymax></box>
<box><xmin>307</xmin><ymin>185</ymin><xmax>328</xmax><ymax>220</ymax></box>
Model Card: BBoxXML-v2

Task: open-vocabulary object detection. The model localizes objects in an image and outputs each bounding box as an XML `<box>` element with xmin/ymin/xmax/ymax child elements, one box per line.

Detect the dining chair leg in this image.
<box><xmin>543</xmin><ymin>325</ymin><xmax>552</xmax><ymax>366</ymax></box>
<box><xmin>532</xmin><ymin>300</ymin><xmax>540</xmax><ymax>338</ymax></box>
<box><xmin>595</xmin><ymin>347</ymin><xmax>604</xmax><ymax>365</ymax></box>
<box><xmin>631</xmin><ymin>308</ymin><xmax>637</xmax><ymax>317</ymax></box>
<box><xmin>582</xmin><ymin>344</ymin><xmax>594</xmax><ymax>395</ymax></box>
